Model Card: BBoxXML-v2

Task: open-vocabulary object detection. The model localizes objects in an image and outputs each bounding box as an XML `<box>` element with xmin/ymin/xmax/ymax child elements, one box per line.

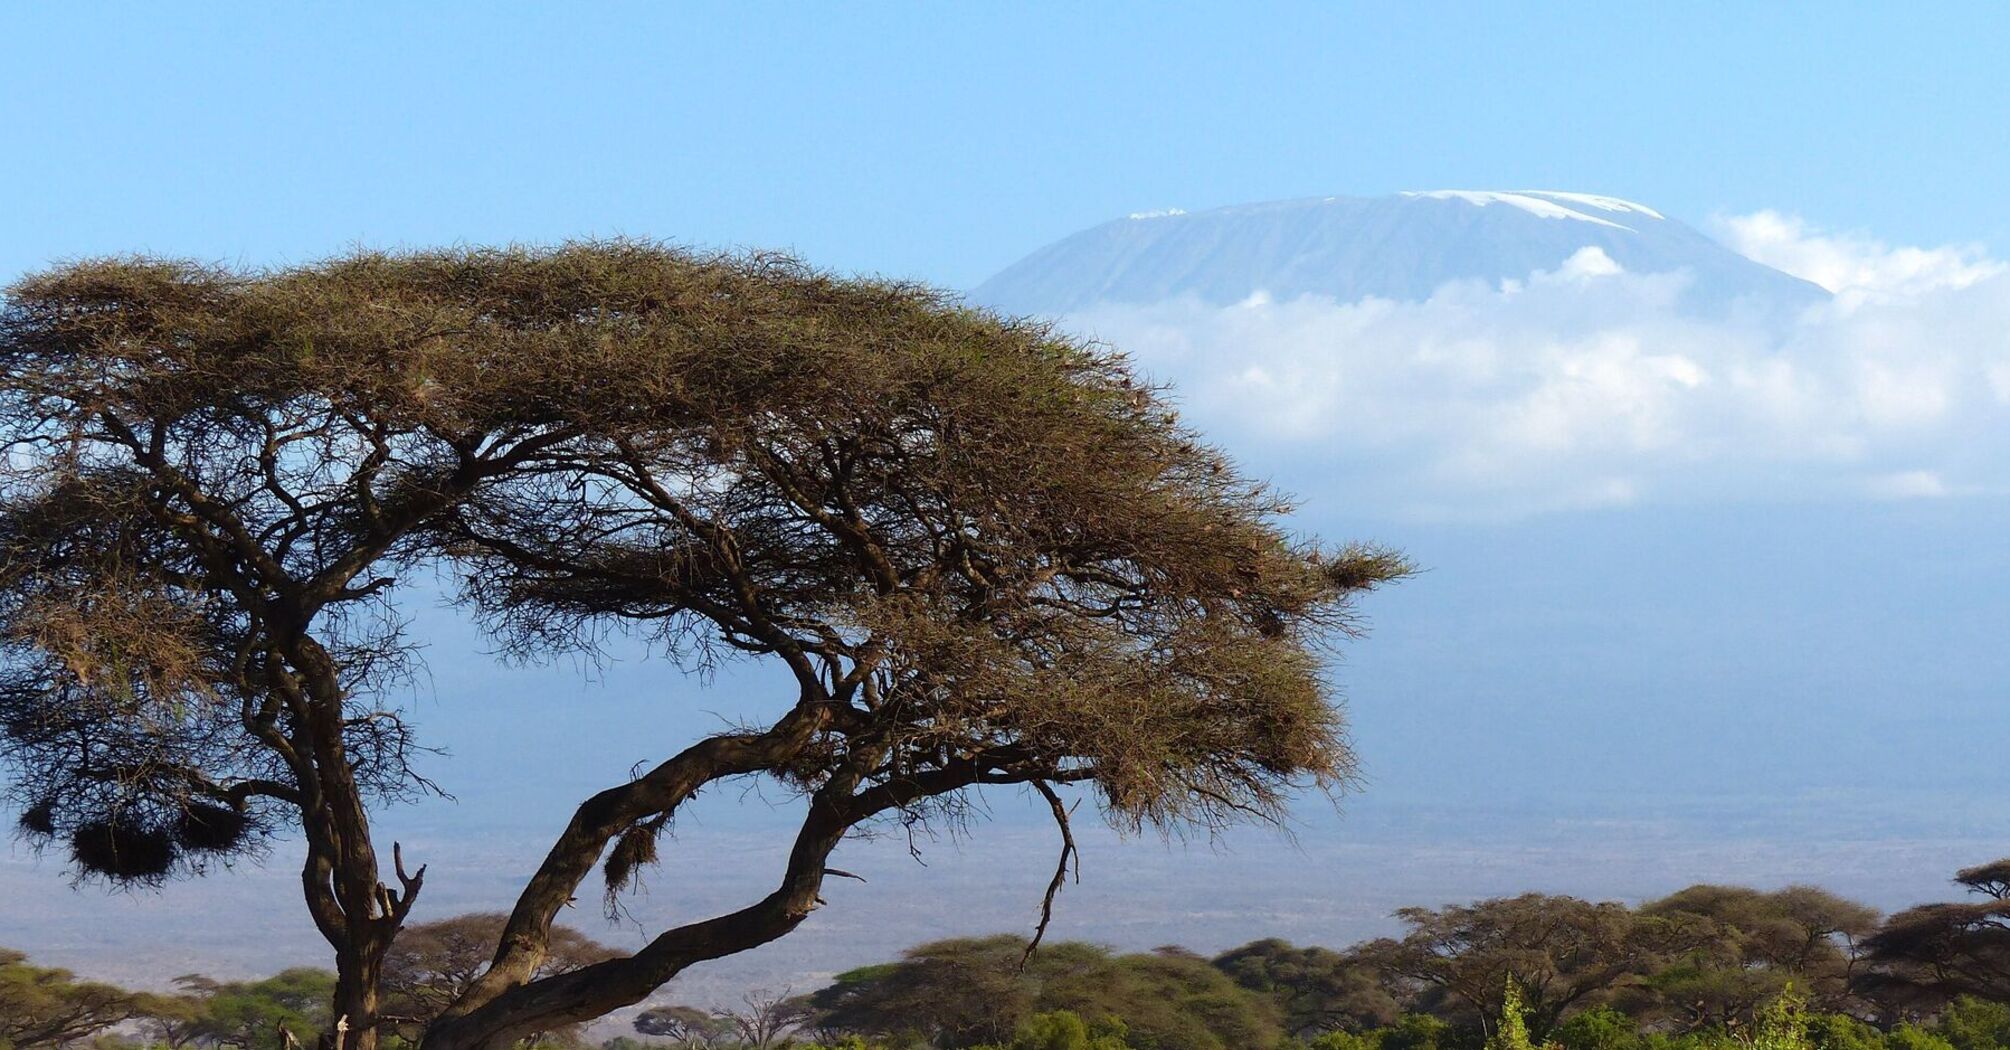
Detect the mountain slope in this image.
<box><xmin>972</xmin><ymin>190</ymin><xmax>1828</xmax><ymax>315</ymax></box>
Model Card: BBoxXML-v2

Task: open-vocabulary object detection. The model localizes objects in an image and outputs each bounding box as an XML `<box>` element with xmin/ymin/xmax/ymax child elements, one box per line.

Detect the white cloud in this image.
<box><xmin>1864</xmin><ymin>470</ymin><xmax>1952</xmax><ymax>500</ymax></box>
<box><xmin>1064</xmin><ymin>219</ymin><xmax>2010</xmax><ymax>518</ymax></box>
<box><xmin>1713</xmin><ymin>210</ymin><xmax>2006</xmax><ymax>301</ymax></box>
<box><xmin>1556</xmin><ymin>245</ymin><xmax>1625</xmax><ymax>279</ymax></box>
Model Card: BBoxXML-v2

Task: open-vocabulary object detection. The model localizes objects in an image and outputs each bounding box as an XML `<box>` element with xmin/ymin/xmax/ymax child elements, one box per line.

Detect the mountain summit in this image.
<box><xmin>972</xmin><ymin>190</ymin><xmax>1828</xmax><ymax>316</ymax></box>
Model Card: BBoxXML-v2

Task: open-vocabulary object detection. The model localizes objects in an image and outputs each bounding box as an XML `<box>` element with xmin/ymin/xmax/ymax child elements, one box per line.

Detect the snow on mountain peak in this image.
<box><xmin>1401</xmin><ymin>190</ymin><xmax>1666</xmax><ymax>230</ymax></box>
<box><xmin>1527</xmin><ymin>191</ymin><xmax>1667</xmax><ymax>220</ymax></box>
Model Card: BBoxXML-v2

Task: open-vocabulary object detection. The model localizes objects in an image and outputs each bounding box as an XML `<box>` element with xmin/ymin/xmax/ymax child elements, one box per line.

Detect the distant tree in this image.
<box><xmin>0</xmin><ymin>948</ymin><xmax>148</xmax><ymax>1049</ymax></box>
<box><xmin>717</xmin><ymin>988</ymin><xmax>812</xmax><ymax>1050</ymax></box>
<box><xmin>1039</xmin><ymin>945</ymin><xmax>1282</xmax><ymax>1050</ymax></box>
<box><xmin>190</xmin><ymin>968</ymin><xmax>336</xmax><ymax>1050</ymax></box>
<box><xmin>381</xmin><ymin>912</ymin><xmax>616</xmax><ymax>1045</ymax></box>
<box><xmin>806</xmin><ymin>936</ymin><xmax>1041</xmax><ymax>1046</ymax></box>
<box><xmin>1633</xmin><ymin>886</ymin><xmax>1878</xmax><ymax>1029</ymax></box>
<box><xmin>1214</xmin><ymin>938</ymin><xmax>1403</xmax><ymax>1036</ymax></box>
<box><xmin>633</xmin><ymin>1005</ymin><xmax>737</xmax><ymax>1048</ymax></box>
<box><xmin>0</xmin><ymin>245</ymin><xmax>1404</xmax><ymax>1049</ymax></box>
<box><xmin>802</xmin><ymin>936</ymin><xmax>1282</xmax><ymax>1050</ymax></box>
<box><xmin>136</xmin><ymin>977</ymin><xmax>218</xmax><ymax>1050</ymax></box>
<box><xmin>634</xmin><ymin>990</ymin><xmax>812</xmax><ymax>1050</ymax></box>
<box><xmin>1354</xmin><ymin>894</ymin><xmax>1665</xmax><ymax>1040</ymax></box>
<box><xmin>1860</xmin><ymin>860</ymin><xmax>2010</xmax><ymax>1014</ymax></box>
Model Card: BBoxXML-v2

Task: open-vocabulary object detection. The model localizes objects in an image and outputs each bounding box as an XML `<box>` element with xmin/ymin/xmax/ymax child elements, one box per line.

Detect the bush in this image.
<box><xmin>1887</xmin><ymin>1028</ymin><xmax>1956</xmax><ymax>1050</ymax></box>
<box><xmin>1485</xmin><ymin>981</ymin><xmax>1535</xmax><ymax>1050</ymax></box>
<box><xmin>1011</xmin><ymin>1011</ymin><xmax>1126</xmax><ymax>1050</ymax></box>
<box><xmin>1637</xmin><ymin>1033</ymin><xmax>1738</xmax><ymax>1050</ymax></box>
<box><xmin>1806</xmin><ymin>1014</ymin><xmax>1884</xmax><ymax>1050</ymax></box>
<box><xmin>1554</xmin><ymin>1008</ymin><xmax>1641</xmax><ymax>1050</ymax></box>
<box><xmin>1934</xmin><ymin>999</ymin><xmax>2010</xmax><ymax>1050</ymax></box>
<box><xmin>1383</xmin><ymin>1015</ymin><xmax>1453</xmax><ymax>1050</ymax></box>
<box><xmin>1753</xmin><ymin>988</ymin><xmax>1812</xmax><ymax>1050</ymax></box>
<box><xmin>1309</xmin><ymin>1032</ymin><xmax>1381</xmax><ymax>1050</ymax></box>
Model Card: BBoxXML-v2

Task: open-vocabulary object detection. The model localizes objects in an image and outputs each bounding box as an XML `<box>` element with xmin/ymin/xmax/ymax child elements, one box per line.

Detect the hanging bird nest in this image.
<box><xmin>70</xmin><ymin>819</ymin><xmax>178</xmax><ymax>882</ymax></box>
<box><xmin>174</xmin><ymin>801</ymin><xmax>248</xmax><ymax>853</ymax></box>
<box><xmin>17</xmin><ymin>798</ymin><xmax>57</xmax><ymax>837</ymax></box>
<box><xmin>602</xmin><ymin>814</ymin><xmax>669</xmax><ymax>914</ymax></box>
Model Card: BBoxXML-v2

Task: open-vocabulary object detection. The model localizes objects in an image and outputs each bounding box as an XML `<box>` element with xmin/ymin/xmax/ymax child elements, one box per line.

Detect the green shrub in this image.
<box><xmin>1934</xmin><ymin>999</ymin><xmax>2010</xmax><ymax>1050</ymax></box>
<box><xmin>1554</xmin><ymin>1007</ymin><xmax>1641</xmax><ymax>1050</ymax></box>
<box><xmin>1752</xmin><ymin>988</ymin><xmax>1812</xmax><ymax>1050</ymax></box>
<box><xmin>1887</xmin><ymin>1027</ymin><xmax>1956</xmax><ymax>1050</ymax></box>
<box><xmin>1011</xmin><ymin>1011</ymin><xmax>1128</xmax><ymax>1050</ymax></box>
<box><xmin>1310</xmin><ymin>1032</ymin><xmax>1382</xmax><ymax>1050</ymax></box>
<box><xmin>1382</xmin><ymin>1014</ymin><xmax>1453</xmax><ymax>1050</ymax></box>
<box><xmin>1485</xmin><ymin>980</ymin><xmax>1535</xmax><ymax>1050</ymax></box>
<box><xmin>1638</xmin><ymin>1032</ymin><xmax>1740</xmax><ymax>1050</ymax></box>
<box><xmin>1806</xmin><ymin>1013</ymin><xmax>1885</xmax><ymax>1050</ymax></box>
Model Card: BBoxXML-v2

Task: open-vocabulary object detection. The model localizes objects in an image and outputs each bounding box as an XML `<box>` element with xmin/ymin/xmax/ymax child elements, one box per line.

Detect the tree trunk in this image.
<box><xmin>290</xmin><ymin>638</ymin><xmax>413</xmax><ymax>1050</ymax></box>
<box><xmin>329</xmin><ymin>949</ymin><xmax>384</xmax><ymax>1050</ymax></box>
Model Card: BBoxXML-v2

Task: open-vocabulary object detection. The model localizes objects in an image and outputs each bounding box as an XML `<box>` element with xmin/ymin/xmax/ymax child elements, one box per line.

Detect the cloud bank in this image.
<box><xmin>1064</xmin><ymin>217</ymin><xmax>2010</xmax><ymax>519</ymax></box>
<box><xmin>1714</xmin><ymin>211</ymin><xmax>2005</xmax><ymax>301</ymax></box>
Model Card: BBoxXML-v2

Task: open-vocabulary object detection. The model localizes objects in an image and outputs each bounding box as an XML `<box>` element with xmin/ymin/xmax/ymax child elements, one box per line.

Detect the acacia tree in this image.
<box><xmin>1633</xmin><ymin>885</ymin><xmax>1877</xmax><ymax>1028</ymax></box>
<box><xmin>1859</xmin><ymin>859</ymin><xmax>2010</xmax><ymax>1014</ymax></box>
<box><xmin>0</xmin><ymin>947</ymin><xmax>153</xmax><ymax>1049</ymax></box>
<box><xmin>381</xmin><ymin>912</ymin><xmax>615</xmax><ymax>1045</ymax></box>
<box><xmin>0</xmin><ymin>252</ymin><xmax>608</xmax><ymax>1047</ymax></box>
<box><xmin>1213</xmin><ymin>938</ymin><xmax>1403</xmax><ymax>1037</ymax></box>
<box><xmin>190</xmin><ymin>969</ymin><xmax>339</xmax><ymax>1050</ymax></box>
<box><xmin>717</xmin><ymin>989</ymin><xmax>812</xmax><ymax>1050</ymax></box>
<box><xmin>799</xmin><ymin>936</ymin><xmax>1281</xmax><ymax>1050</ymax></box>
<box><xmin>0</xmin><ymin>244</ymin><xmax>1404</xmax><ymax>1050</ymax></box>
<box><xmin>1353</xmin><ymin>894</ymin><xmax>1671</xmax><ymax>1040</ymax></box>
<box><xmin>633</xmin><ymin>1004</ymin><xmax>739</xmax><ymax>1048</ymax></box>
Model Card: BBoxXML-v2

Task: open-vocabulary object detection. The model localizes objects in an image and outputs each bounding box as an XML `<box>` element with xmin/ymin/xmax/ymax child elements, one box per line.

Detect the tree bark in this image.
<box><xmin>420</xmin><ymin>757</ymin><xmax>1039</xmax><ymax>1050</ymax></box>
<box><xmin>290</xmin><ymin>637</ymin><xmax>419</xmax><ymax>1050</ymax></box>
<box><xmin>433</xmin><ymin>703</ymin><xmax>831</xmax><ymax>1029</ymax></box>
<box><xmin>329</xmin><ymin>951</ymin><xmax>383</xmax><ymax>1050</ymax></box>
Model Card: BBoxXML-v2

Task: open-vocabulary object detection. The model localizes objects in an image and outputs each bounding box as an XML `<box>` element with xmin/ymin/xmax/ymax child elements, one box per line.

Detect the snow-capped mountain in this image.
<box><xmin>972</xmin><ymin>190</ymin><xmax>1828</xmax><ymax>315</ymax></box>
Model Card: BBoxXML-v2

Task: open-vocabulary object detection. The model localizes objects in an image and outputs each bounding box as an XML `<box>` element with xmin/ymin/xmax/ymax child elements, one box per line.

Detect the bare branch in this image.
<box><xmin>1021</xmin><ymin>779</ymin><xmax>1078</xmax><ymax>969</ymax></box>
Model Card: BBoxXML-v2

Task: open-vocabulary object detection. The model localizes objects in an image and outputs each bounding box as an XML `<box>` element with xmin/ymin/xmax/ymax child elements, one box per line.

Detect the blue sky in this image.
<box><xmin>4</xmin><ymin>3</ymin><xmax>2008</xmax><ymax>289</ymax></box>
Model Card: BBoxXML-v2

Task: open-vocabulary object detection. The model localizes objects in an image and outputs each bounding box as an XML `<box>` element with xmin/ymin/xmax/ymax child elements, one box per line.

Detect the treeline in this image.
<box><xmin>629</xmin><ymin>858</ymin><xmax>2010</xmax><ymax>1050</ymax></box>
<box><xmin>10</xmin><ymin>860</ymin><xmax>2010</xmax><ymax>1050</ymax></box>
<box><xmin>0</xmin><ymin>913</ymin><xmax>608</xmax><ymax>1050</ymax></box>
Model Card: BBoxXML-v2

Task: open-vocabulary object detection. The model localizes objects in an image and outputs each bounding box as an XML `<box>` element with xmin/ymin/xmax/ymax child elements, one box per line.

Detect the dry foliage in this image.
<box><xmin>0</xmin><ymin>243</ymin><xmax>1405</xmax><ymax>1050</ymax></box>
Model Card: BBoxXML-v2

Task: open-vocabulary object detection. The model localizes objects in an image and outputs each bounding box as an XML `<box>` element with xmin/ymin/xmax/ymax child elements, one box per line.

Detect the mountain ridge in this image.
<box><xmin>972</xmin><ymin>190</ymin><xmax>1829</xmax><ymax>316</ymax></box>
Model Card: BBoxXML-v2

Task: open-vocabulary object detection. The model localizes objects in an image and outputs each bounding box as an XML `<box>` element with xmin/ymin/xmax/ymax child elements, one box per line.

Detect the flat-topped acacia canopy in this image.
<box><xmin>0</xmin><ymin>242</ymin><xmax>1404</xmax><ymax>1050</ymax></box>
